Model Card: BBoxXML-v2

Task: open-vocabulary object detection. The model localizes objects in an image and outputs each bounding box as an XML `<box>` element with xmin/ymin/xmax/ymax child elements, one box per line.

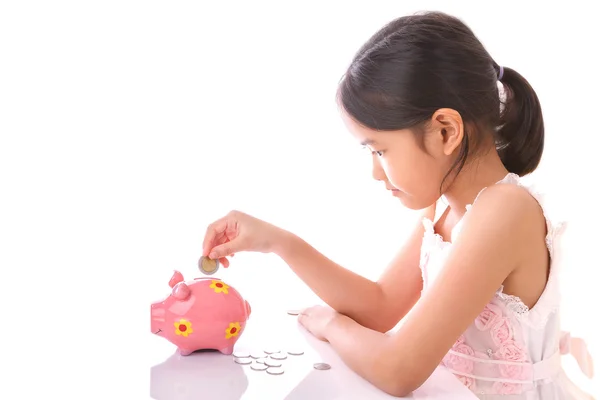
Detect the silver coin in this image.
<box><xmin>251</xmin><ymin>362</ymin><xmax>269</xmax><ymax>371</ymax></box>
<box><xmin>270</xmin><ymin>353</ymin><xmax>287</xmax><ymax>360</ymax></box>
<box><xmin>233</xmin><ymin>351</ymin><xmax>250</xmax><ymax>358</ymax></box>
<box><xmin>264</xmin><ymin>359</ymin><xmax>282</xmax><ymax>368</ymax></box>
<box><xmin>264</xmin><ymin>349</ymin><xmax>280</xmax><ymax>354</ymax></box>
<box><xmin>198</xmin><ymin>256</ymin><xmax>219</xmax><ymax>275</ymax></box>
<box><xmin>287</xmin><ymin>310</ymin><xmax>301</xmax><ymax>316</ymax></box>
<box><xmin>313</xmin><ymin>362</ymin><xmax>331</xmax><ymax>370</ymax></box>
<box><xmin>287</xmin><ymin>349</ymin><xmax>304</xmax><ymax>356</ymax></box>
<box><xmin>256</xmin><ymin>359</ymin><xmax>266</xmax><ymax>364</ymax></box>
<box><xmin>266</xmin><ymin>367</ymin><xmax>285</xmax><ymax>375</ymax></box>
<box><xmin>250</xmin><ymin>351</ymin><xmax>265</xmax><ymax>359</ymax></box>
<box><xmin>234</xmin><ymin>357</ymin><xmax>252</xmax><ymax>365</ymax></box>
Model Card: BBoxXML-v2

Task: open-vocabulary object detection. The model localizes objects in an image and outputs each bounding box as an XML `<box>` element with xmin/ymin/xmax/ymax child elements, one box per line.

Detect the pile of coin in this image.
<box><xmin>232</xmin><ymin>348</ymin><xmax>330</xmax><ymax>375</ymax></box>
<box><xmin>198</xmin><ymin>256</ymin><xmax>219</xmax><ymax>275</ymax></box>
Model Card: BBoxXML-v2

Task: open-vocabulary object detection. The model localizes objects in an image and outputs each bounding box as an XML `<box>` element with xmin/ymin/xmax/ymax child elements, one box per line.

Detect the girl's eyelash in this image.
<box><xmin>361</xmin><ymin>145</ymin><xmax>383</xmax><ymax>156</ymax></box>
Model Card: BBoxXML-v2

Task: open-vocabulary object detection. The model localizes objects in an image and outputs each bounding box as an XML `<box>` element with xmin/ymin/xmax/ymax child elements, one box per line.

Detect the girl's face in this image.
<box><xmin>340</xmin><ymin>108</ymin><xmax>463</xmax><ymax>210</ymax></box>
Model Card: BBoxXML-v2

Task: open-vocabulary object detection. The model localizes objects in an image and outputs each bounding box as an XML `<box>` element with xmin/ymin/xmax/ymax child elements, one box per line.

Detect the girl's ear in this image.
<box><xmin>430</xmin><ymin>108</ymin><xmax>464</xmax><ymax>156</ymax></box>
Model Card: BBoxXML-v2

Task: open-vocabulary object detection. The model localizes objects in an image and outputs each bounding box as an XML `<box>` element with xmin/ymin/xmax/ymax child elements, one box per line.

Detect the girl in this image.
<box><xmin>202</xmin><ymin>11</ymin><xmax>593</xmax><ymax>399</ymax></box>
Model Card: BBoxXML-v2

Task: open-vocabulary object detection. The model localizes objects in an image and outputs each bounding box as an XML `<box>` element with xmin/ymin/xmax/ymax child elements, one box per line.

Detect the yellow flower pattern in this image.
<box><xmin>174</xmin><ymin>319</ymin><xmax>193</xmax><ymax>337</ymax></box>
<box><xmin>225</xmin><ymin>322</ymin><xmax>241</xmax><ymax>339</ymax></box>
<box><xmin>210</xmin><ymin>280</ymin><xmax>229</xmax><ymax>294</ymax></box>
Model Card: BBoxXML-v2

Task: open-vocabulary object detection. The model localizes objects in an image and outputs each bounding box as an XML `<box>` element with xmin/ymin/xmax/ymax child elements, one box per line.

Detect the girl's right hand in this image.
<box><xmin>202</xmin><ymin>210</ymin><xmax>286</xmax><ymax>267</ymax></box>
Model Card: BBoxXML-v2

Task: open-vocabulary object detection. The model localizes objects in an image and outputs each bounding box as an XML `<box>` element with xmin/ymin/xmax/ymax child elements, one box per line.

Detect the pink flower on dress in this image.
<box><xmin>492</xmin><ymin>381</ymin><xmax>522</xmax><ymax>395</ymax></box>
<box><xmin>490</xmin><ymin>317</ymin><xmax>513</xmax><ymax>346</ymax></box>
<box><xmin>456</xmin><ymin>375</ymin><xmax>476</xmax><ymax>391</ymax></box>
<box><xmin>494</xmin><ymin>341</ymin><xmax>527</xmax><ymax>362</ymax></box>
<box><xmin>499</xmin><ymin>364</ymin><xmax>529</xmax><ymax>381</ymax></box>
<box><xmin>444</xmin><ymin>343</ymin><xmax>475</xmax><ymax>374</ymax></box>
<box><xmin>475</xmin><ymin>303</ymin><xmax>502</xmax><ymax>331</ymax></box>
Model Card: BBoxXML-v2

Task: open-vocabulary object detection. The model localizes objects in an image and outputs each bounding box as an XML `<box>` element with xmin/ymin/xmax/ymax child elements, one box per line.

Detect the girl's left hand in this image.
<box><xmin>297</xmin><ymin>305</ymin><xmax>341</xmax><ymax>342</ymax></box>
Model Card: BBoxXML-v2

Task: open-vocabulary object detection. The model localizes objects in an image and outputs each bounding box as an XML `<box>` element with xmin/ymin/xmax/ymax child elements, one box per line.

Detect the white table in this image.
<box><xmin>149</xmin><ymin>305</ymin><xmax>478</xmax><ymax>400</ymax></box>
<box><xmin>0</xmin><ymin>269</ymin><xmax>478</xmax><ymax>400</ymax></box>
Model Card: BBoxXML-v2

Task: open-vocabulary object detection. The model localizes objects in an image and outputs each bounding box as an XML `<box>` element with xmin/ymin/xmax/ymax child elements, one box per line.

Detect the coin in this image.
<box><xmin>264</xmin><ymin>359</ymin><xmax>282</xmax><ymax>368</ymax></box>
<box><xmin>234</xmin><ymin>357</ymin><xmax>252</xmax><ymax>365</ymax></box>
<box><xmin>251</xmin><ymin>362</ymin><xmax>269</xmax><ymax>371</ymax></box>
<box><xmin>233</xmin><ymin>351</ymin><xmax>250</xmax><ymax>358</ymax></box>
<box><xmin>287</xmin><ymin>310</ymin><xmax>301</xmax><ymax>316</ymax></box>
<box><xmin>264</xmin><ymin>349</ymin><xmax>280</xmax><ymax>354</ymax></box>
<box><xmin>250</xmin><ymin>351</ymin><xmax>265</xmax><ymax>359</ymax></box>
<box><xmin>287</xmin><ymin>349</ymin><xmax>304</xmax><ymax>356</ymax></box>
<box><xmin>198</xmin><ymin>256</ymin><xmax>219</xmax><ymax>275</ymax></box>
<box><xmin>266</xmin><ymin>367</ymin><xmax>285</xmax><ymax>375</ymax></box>
<box><xmin>270</xmin><ymin>353</ymin><xmax>287</xmax><ymax>360</ymax></box>
<box><xmin>313</xmin><ymin>362</ymin><xmax>331</xmax><ymax>370</ymax></box>
<box><xmin>256</xmin><ymin>359</ymin><xmax>266</xmax><ymax>364</ymax></box>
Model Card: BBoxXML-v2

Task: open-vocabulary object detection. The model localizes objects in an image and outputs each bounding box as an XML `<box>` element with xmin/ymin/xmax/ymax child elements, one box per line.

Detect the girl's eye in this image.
<box><xmin>361</xmin><ymin>145</ymin><xmax>383</xmax><ymax>156</ymax></box>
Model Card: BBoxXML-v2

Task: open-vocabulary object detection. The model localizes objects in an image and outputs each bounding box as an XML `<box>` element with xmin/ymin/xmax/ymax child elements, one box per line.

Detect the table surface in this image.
<box><xmin>149</xmin><ymin>306</ymin><xmax>478</xmax><ymax>400</ymax></box>
<box><xmin>0</xmin><ymin>268</ymin><xmax>478</xmax><ymax>400</ymax></box>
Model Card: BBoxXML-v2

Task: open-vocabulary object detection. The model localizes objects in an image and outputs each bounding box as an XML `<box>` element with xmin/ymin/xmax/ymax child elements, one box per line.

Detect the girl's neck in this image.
<box><xmin>442</xmin><ymin>149</ymin><xmax>510</xmax><ymax>214</ymax></box>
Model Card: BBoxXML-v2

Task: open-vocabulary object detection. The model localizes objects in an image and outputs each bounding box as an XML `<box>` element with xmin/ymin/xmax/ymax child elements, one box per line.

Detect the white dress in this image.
<box><xmin>419</xmin><ymin>173</ymin><xmax>594</xmax><ymax>399</ymax></box>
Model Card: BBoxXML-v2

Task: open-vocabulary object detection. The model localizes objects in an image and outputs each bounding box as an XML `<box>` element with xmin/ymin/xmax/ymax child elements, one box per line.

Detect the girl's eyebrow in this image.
<box><xmin>360</xmin><ymin>139</ymin><xmax>377</xmax><ymax>146</ymax></box>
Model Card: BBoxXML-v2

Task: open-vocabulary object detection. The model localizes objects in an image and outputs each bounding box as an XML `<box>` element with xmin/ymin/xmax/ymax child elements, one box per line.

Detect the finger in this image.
<box><xmin>297</xmin><ymin>313</ymin><xmax>307</xmax><ymax>325</ymax></box>
<box><xmin>299</xmin><ymin>307</ymin><xmax>311</xmax><ymax>316</ymax></box>
<box><xmin>202</xmin><ymin>217</ymin><xmax>229</xmax><ymax>256</ymax></box>
<box><xmin>220</xmin><ymin>257</ymin><xmax>230</xmax><ymax>268</ymax></box>
<box><xmin>209</xmin><ymin>240</ymin><xmax>239</xmax><ymax>259</ymax></box>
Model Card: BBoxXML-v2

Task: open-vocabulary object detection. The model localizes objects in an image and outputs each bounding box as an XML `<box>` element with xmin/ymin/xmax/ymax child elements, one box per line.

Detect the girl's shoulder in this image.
<box><xmin>466</xmin><ymin>173</ymin><xmax>565</xmax><ymax>246</ymax></box>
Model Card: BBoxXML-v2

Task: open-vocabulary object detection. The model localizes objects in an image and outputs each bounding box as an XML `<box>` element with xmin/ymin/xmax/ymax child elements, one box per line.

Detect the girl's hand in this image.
<box><xmin>298</xmin><ymin>305</ymin><xmax>342</xmax><ymax>342</ymax></box>
<box><xmin>202</xmin><ymin>210</ymin><xmax>287</xmax><ymax>267</ymax></box>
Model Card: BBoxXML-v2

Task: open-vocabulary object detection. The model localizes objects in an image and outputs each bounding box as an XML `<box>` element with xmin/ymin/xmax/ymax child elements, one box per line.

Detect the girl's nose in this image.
<box><xmin>371</xmin><ymin>156</ymin><xmax>386</xmax><ymax>182</ymax></box>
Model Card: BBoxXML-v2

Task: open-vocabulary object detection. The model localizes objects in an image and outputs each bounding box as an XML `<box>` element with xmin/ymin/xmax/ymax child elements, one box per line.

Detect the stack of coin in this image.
<box><xmin>198</xmin><ymin>256</ymin><xmax>219</xmax><ymax>275</ymax></box>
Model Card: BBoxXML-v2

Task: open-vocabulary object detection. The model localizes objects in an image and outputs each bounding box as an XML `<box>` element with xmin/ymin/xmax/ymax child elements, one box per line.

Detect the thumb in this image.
<box><xmin>209</xmin><ymin>241</ymin><xmax>239</xmax><ymax>259</ymax></box>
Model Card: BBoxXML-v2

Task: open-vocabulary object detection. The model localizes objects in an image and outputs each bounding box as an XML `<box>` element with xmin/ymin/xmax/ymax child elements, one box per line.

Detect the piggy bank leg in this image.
<box><xmin>179</xmin><ymin>348</ymin><xmax>195</xmax><ymax>356</ymax></box>
<box><xmin>218</xmin><ymin>345</ymin><xmax>234</xmax><ymax>355</ymax></box>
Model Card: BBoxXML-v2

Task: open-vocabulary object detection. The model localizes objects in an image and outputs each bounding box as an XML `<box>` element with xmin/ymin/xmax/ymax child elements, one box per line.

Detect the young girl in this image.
<box><xmin>202</xmin><ymin>11</ymin><xmax>593</xmax><ymax>399</ymax></box>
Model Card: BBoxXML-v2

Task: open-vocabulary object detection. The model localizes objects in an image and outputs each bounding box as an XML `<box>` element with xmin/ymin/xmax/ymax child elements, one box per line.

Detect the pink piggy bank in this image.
<box><xmin>151</xmin><ymin>270</ymin><xmax>251</xmax><ymax>356</ymax></box>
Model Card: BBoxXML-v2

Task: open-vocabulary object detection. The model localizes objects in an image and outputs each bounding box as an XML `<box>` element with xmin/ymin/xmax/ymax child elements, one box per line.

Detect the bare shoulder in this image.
<box><xmin>464</xmin><ymin>182</ymin><xmax>545</xmax><ymax>240</ymax></box>
<box><xmin>470</xmin><ymin>182</ymin><xmax>543</xmax><ymax>221</ymax></box>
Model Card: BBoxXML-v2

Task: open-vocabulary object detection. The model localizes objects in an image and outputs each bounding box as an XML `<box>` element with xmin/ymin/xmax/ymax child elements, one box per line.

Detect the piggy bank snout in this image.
<box><xmin>151</xmin><ymin>302</ymin><xmax>166</xmax><ymax>334</ymax></box>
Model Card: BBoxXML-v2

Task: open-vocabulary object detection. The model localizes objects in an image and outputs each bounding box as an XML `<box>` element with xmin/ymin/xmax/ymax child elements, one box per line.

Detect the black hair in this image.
<box><xmin>338</xmin><ymin>11</ymin><xmax>544</xmax><ymax>188</ymax></box>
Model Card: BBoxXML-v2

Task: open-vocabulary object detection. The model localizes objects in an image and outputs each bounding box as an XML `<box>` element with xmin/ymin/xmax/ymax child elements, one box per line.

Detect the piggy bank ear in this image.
<box><xmin>172</xmin><ymin>282</ymin><xmax>191</xmax><ymax>300</ymax></box>
<box><xmin>169</xmin><ymin>270</ymin><xmax>184</xmax><ymax>288</ymax></box>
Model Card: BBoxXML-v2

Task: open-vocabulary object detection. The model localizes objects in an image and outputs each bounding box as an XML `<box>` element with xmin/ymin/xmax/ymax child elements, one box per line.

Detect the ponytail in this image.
<box><xmin>495</xmin><ymin>66</ymin><xmax>545</xmax><ymax>176</ymax></box>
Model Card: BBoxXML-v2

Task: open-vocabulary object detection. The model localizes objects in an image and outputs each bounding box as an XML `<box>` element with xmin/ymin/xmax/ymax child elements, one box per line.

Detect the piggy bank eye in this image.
<box><xmin>171</xmin><ymin>282</ymin><xmax>191</xmax><ymax>300</ymax></box>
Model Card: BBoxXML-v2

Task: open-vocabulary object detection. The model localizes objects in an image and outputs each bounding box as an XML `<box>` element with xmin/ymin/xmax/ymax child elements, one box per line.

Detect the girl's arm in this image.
<box><xmin>274</xmin><ymin>205</ymin><xmax>434</xmax><ymax>333</ymax></box>
<box><xmin>317</xmin><ymin>184</ymin><xmax>545</xmax><ymax>397</ymax></box>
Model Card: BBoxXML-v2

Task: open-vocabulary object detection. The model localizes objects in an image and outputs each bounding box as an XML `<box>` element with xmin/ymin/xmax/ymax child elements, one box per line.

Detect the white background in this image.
<box><xmin>1</xmin><ymin>1</ymin><xmax>598</xmax><ymax>398</ymax></box>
